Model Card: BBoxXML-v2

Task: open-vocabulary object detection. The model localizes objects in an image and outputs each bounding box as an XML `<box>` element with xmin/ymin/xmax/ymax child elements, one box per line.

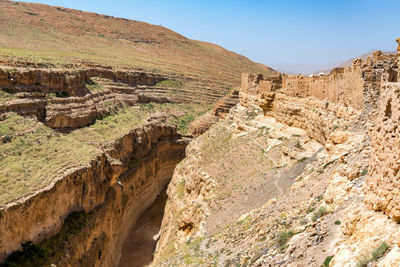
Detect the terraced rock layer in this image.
<box><xmin>0</xmin><ymin>66</ymin><xmax>229</xmax><ymax>129</ymax></box>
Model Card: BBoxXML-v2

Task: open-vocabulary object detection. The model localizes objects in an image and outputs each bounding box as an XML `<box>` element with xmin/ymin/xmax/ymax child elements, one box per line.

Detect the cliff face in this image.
<box><xmin>154</xmin><ymin>41</ymin><xmax>400</xmax><ymax>266</ymax></box>
<box><xmin>0</xmin><ymin>66</ymin><xmax>167</xmax><ymax>128</ymax></box>
<box><xmin>0</xmin><ymin>121</ymin><xmax>189</xmax><ymax>266</ymax></box>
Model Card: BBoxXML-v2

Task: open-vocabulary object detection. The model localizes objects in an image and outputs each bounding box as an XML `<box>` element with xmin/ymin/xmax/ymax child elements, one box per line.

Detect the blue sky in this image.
<box><xmin>18</xmin><ymin>0</ymin><xmax>400</xmax><ymax>73</ymax></box>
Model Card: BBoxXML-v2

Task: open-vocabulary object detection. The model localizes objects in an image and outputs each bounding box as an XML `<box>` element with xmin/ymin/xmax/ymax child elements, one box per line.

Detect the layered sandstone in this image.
<box><xmin>0</xmin><ymin>66</ymin><xmax>230</xmax><ymax>129</ymax></box>
<box><xmin>0</xmin><ymin>120</ymin><xmax>189</xmax><ymax>266</ymax></box>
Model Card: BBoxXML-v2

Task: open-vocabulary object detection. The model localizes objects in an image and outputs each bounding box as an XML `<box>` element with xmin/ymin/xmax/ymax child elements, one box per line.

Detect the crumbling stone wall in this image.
<box><xmin>241</xmin><ymin>50</ymin><xmax>398</xmax><ymax>116</ymax></box>
<box><xmin>281</xmin><ymin>65</ymin><xmax>365</xmax><ymax>109</ymax></box>
<box><xmin>281</xmin><ymin>53</ymin><xmax>398</xmax><ymax>111</ymax></box>
<box><xmin>364</xmin><ymin>41</ymin><xmax>400</xmax><ymax>222</ymax></box>
<box><xmin>240</xmin><ymin>72</ymin><xmax>281</xmax><ymax>111</ymax></box>
<box><xmin>365</xmin><ymin>82</ymin><xmax>400</xmax><ymax>221</ymax></box>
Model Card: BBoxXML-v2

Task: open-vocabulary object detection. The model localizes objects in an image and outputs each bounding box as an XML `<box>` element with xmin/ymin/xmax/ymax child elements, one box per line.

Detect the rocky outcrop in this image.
<box><xmin>189</xmin><ymin>89</ymin><xmax>240</xmax><ymax>136</ymax></box>
<box><xmin>239</xmin><ymin>72</ymin><xmax>281</xmax><ymax>110</ymax></box>
<box><xmin>45</xmin><ymin>89</ymin><xmax>118</xmax><ymax>128</ymax></box>
<box><xmin>0</xmin><ymin>120</ymin><xmax>189</xmax><ymax>266</ymax></box>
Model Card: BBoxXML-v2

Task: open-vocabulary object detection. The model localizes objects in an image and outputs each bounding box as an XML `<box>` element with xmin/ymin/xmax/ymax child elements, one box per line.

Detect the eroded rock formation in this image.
<box><xmin>0</xmin><ymin>65</ymin><xmax>230</xmax><ymax>129</ymax></box>
<box><xmin>154</xmin><ymin>40</ymin><xmax>400</xmax><ymax>266</ymax></box>
<box><xmin>0</xmin><ymin>120</ymin><xmax>189</xmax><ymax>266</ymax></box>
<box><xmin>189</xmin><ymin>88</ymin><xmax>240</xmax><ymax>136</ymax></box>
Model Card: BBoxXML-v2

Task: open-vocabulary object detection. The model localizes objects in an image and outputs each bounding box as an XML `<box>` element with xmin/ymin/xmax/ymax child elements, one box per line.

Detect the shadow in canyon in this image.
<box><xmin>118</xmin><ymin>187</ymin><xmax>168</xmax><ymax>267</ymax></box>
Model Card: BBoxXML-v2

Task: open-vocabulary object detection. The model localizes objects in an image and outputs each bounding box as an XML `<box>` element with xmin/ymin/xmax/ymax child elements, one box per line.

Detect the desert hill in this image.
<box><xmin>0</xmin><ymin>0</ymin><xmax>275</xmax><ymax>87</ymax></box>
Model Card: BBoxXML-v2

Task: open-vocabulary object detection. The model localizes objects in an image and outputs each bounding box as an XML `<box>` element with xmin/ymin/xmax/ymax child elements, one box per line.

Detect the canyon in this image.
<box><xmin>0</xmin><ymin>1</ymin><xmax>400</xmax><ymax>267</ymax></box>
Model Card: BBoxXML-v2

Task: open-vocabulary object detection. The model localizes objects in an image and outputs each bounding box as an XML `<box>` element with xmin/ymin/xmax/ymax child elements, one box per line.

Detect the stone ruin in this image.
<box><xmin>241</xmin><ymin>39</ymin><xmax>400</xmax><ymax>223</ymax></box>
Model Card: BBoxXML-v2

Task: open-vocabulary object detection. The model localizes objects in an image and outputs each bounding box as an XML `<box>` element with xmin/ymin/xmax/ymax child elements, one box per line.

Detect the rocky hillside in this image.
<box><xmin>153</xmin><ymin>40</ymin><xmax>400</xmax><ymax>266</ymax></box>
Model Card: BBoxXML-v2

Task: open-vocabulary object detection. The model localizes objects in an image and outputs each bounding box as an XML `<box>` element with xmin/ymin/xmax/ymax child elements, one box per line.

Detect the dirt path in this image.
<box><xmin>118</xmin><ymin>188</ymin><xmax>168</xmax><ymax>267</ymax></box>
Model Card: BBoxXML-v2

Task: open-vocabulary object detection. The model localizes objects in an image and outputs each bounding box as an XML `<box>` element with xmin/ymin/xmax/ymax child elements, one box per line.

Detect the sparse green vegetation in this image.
<box><xmin>371</xmin><ymin>242</ymin><xmax>390</xmax><ymax>261</ymax></box>
<box><xmin>245</xmin><ymin>110</ymin><xmax>258</xmax><ymax>121</ymax></box>
<box><xmin>0</xmin><ymin>1</ymin><xmax>276</xmax><ymax>96</ymax></box>
<box><xmin>357</xmin><ymin>254</ymin><xmax>370</xmax><ymax>267</ymax></box>
<box><xmin>155</xmin><ymin>80</ymin><xmax>182</xmax><ymax>88</ymax></box>
<box><xmin>171</xmin><ymin>113</ymin><xmax>195</xmax><ymax>134</ymax></box>
<box><xmin>360</xmin><ymin>169</ymin><xmax>368</xmax><ymax>176</ymax></box>
<box><xmin>334</xmin><ymin>220</ymin><xmax>341</xmax><ymax>225</ymax></box>
<box><xmin>323</xmin><ymin>255</ymin><xmax>334</xmax><ymax>267</ymax></box>
<box><xmin>311</xmin><ymin>206</ymin><xmax>329</xmax><ymax>222</ymax></box>
<box><xmin>298</xmin><ymin>157</ymin><xmax>309</xmax><ymax>163</ymax></box>
<box><xmin>295</xmin><ymin>141</ymin><xmax>303</xmax><ymax>149</ymax></box>
<box><xmin>0</xmin><ymin>103</ymin><xmax>208</xmax><ymax>205</ymax></box>
<box><xmin>356</xmin><ymin>242</ymin><xmax>390</xmax><ymax>267</ymax></box>
<box><xmin>276</xmin><ymin>229</ymin><xmax>295</xmax><ymax>252</ymax></box>
<box><xmin>86</xmin><ymin>81</ymin><xmax>105</xmax><ymax>92</ymax></box>
<box><xmin>0</xmin><ymin>89</ymin><xmax>15</xmax><ymax>102</ymax></box>
<box><xmin>323</xmin><ymin>160</ymin><xmax>336</xmax><ymax>169</ymax></box>
<box><xmin>258</xmin><ymin>126</ymin><xmax>267</xmax><ymax>137</ymax></box>
<box><xmin>300</xmin><ymin>218</ymin><xmax>308</xmax><ymax>225</ymax></box>
<box><xmin>177</xmin><ymin>179</ymin><xmax>186</xmax><ymax>198</ymax></box>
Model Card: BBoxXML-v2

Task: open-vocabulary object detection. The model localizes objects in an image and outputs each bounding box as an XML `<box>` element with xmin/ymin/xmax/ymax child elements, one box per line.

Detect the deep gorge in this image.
<box><xmin>0</xmin><ymin>122</ymin><xmax>189</xmax><ymax>267</ymax></box>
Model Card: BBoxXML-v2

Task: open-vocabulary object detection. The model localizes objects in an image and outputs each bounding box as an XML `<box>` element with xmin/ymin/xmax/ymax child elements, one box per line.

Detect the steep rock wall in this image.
<box><xmin>0</xmin><ymin>67</ymin><xmax>166</xmax><ymax>128</ymax></box>
<box><xmin>269</xmin><ymin>93</ymin><xmax>357</xmax><ymax>143</ymax></box>
<box><xmin>365</xmin><ymin>82</ymin><xmax>400</xmax><ymax>221</ymax></box>
<box><xmin>0</xmin><ymin>122</ymin><xmax>189</xmax><ymax>266</ymax></box>
<box><xmin>0</xmin><ymin>68</ymin><xmax>163</xmax><ymax>96</ymax></box>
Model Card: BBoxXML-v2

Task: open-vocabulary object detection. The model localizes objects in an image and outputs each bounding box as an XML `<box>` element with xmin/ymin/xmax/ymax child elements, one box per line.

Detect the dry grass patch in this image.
<box><xmin>0</xmin><ymin>103</ymin><xmax>209</xmax><ymax>206</ymax></box>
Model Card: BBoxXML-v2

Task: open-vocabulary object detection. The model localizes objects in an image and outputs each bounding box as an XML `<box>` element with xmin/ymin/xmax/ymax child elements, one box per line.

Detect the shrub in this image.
<box><xmin>311</xmin><ymin>206</ymin><xmax>328</xmax><ymax>222</ymax></box>
<box><xmin>2</xmin><ymin>135</ymin><xmax>12</xmax><ymax>143</ymax></box>
<box><xmin>276</xmin><ymin>230</ymin><xmax>295</xmax><ymax>250</ymax></box>
<box><xmin>295</xmin><ymin>141</ymin><xmax>302</xmax><ymax>149</ymax></box>
<box><xmin>371</xmin><ymin>242</ymin><xmax>389</xmax><ymax>261</ymax></box>
<box><xmin>1</xmin><ymin>240</ymin><xmax>47</xmax><ymax>267</ymax></box>
<box><xmin>298</xmin><ymin>157</ymin><xmax>308</xmax><ymax>163</ymax></box>
<box><xmin>1</xmin><ymin>211</ymin><xmax>88</xmax><ymax>266</ymax></box>
<box><xmin>360</xmin><ymin>169</ymin><xmax>368</xmax><ymax>176</ymax></box>
<box><xmin>357</xmin><ymin>241</ymin><xmax>390</xmax><ymax>267</ymax></box>
<box><xmin>171</xmin><ymin>113</ymin><xmax>195</xmax><ymax>134</ymax></box>
<box><xmin>55</xmin><ymin>91</ymin><xmax>68</xmax><ymax>98</ymax></box>
<box><xmin>300</xmin><ymin>218</ymin><xmax>308</xmax><ymax>225</ymax></box>
<box><xmin>323</xmin><ymin>255</ymin><xmax>334</xmax><ymax>267</ymax></box>
<box><xmin>334</xmin><ymin>220</ymin><xmax>341</xmax><ymax>225</ymax></box>
<box><xmin>155</xmin><ymin>79</ymin><xmax>182</xmax><ymax>88</ymax></box>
